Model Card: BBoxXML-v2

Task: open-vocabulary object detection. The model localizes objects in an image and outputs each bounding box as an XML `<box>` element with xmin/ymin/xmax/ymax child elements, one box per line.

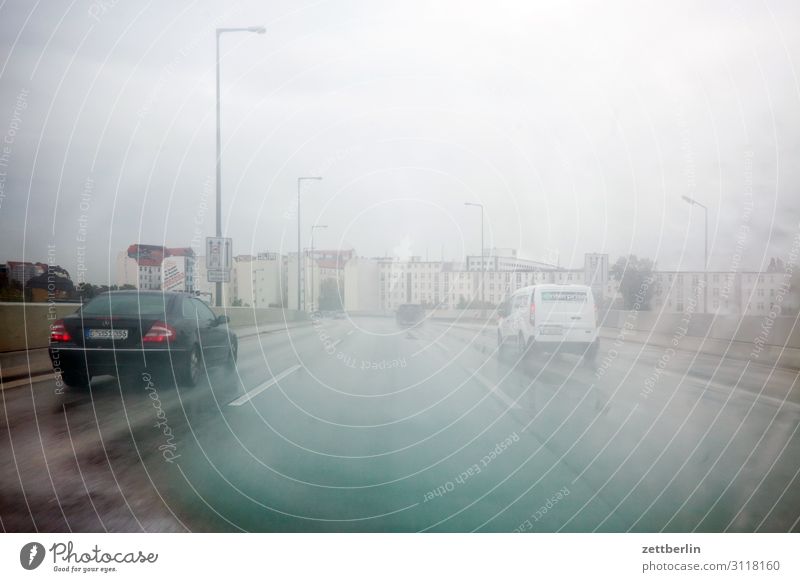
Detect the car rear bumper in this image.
<box><xmin>49</xmin><ymin>345</ymin><xmax>189</xmax><ymax>375</ymax></box>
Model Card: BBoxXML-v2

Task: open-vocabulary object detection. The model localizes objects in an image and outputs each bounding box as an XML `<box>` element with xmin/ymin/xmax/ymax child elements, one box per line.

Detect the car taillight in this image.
<box><xmin>530</xmin><ymin>302</ymin><xmax>536</xmax><ymax>325</ymax></box>
<box><xmin>142</xmin><ymin>321</ymin><xmax>176</xmax><ymax>343</ymax></box>
<box><xmin>50</xmin><ymin>320</ymin><xmax>72</xmax><ymax>342</ymax></box>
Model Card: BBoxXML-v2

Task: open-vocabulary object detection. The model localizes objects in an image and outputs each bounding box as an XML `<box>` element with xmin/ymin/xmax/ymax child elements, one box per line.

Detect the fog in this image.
<box><xmin>1</xmin><ymin>0</ymin><xmax>798</xmax><ymax>278</ymax></box>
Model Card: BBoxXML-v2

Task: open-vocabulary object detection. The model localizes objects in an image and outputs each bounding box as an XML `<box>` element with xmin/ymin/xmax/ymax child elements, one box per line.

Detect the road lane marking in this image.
<box><xmin>471</xmin><ymin>372</ymin><xmax>521</xmax><ymax>409</ymax></box>
<box><xmin>228</xmin><ymin>364</ymin><xmax>302</xmax><ymax>407</ymax></box>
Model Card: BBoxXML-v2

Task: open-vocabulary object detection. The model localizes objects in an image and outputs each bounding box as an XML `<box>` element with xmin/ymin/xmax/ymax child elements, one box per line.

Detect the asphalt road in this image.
<box><xmin>2</xmin><ymin>316</ymin><xmax>799</xmax><ymax>532</ymax></box>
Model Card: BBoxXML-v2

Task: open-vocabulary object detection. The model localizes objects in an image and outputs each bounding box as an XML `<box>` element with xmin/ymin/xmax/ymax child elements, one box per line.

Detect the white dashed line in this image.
<box><xmin>228</xmin><ymin>364</ymin><xmax>302</xmax><ymax>407</ymax></box>
<box><xmin>471</xmin><ymin>372</ymin><xmax>522</xmax><ymax>409</ymax></box>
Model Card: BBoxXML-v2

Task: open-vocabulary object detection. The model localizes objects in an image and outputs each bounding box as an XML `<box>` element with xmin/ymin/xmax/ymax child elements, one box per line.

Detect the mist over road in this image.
<box><xmin>2</xmin><ymin>316</ymin><xmax>798</xmax><ymax>532</ymax></box>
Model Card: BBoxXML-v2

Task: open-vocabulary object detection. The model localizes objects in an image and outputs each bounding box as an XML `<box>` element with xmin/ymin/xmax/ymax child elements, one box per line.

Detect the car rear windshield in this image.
<box><xmin>81</xmin><ymin>294</ymin><xmax>171</xmax><ymax>317</ymax></box>
<box><xmin>540</xmin><ymin>291</ymin><xmax>587</xmax><ymax>302</ymax></box>
<box><xmin>398</xmin><ymin>305</ymin><xmax>422</xmax><ymax>315</ymax></box>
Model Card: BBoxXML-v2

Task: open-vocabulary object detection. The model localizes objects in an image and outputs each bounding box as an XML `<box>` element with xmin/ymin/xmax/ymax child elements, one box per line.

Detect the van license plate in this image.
<box><xmin>540</xmin><ymin>326</ymin><xmax>563</xmax><ymax>335</ymax></box>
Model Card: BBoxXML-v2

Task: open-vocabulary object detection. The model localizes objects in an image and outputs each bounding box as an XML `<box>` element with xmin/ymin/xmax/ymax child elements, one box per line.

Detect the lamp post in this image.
<box><xmin>682</xmin><ymin>195</ymin><xmax>708</xmax><ymax>313</ymax></box>
<box><xmin>297</xmin><ymin>177</ymin><xmax>322</xmax><ymax>311</ymax></box>
<box><xmin>215</xmin><ymin>25</ymin><xmax>265</xmax><ymax>307</ymax></box>
<box><xmin>251</xmin><ymin>267</ymin><xmax>264</xmax><ymax>307</ymax></box>
<box><xmin>310</xmin><ymin>224</ymin><xmax>328</xmax><ymax>312</ymax></box>
<box><xmin>464</xmin><ymin>202</ymin><xmax>485</xmax><ymax>316</ymax></box>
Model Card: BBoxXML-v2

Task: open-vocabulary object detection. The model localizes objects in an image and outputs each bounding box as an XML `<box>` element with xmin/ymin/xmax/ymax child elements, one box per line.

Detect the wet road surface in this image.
<box><xmin>2</xmin><ymin>316</ymin><xmax>799</xmax><ymax>532</ymax></box>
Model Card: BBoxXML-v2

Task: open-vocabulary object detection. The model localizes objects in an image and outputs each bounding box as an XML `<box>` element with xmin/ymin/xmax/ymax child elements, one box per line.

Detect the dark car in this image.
<box><xmin>49</xmin><ymin>291</ymin><xmax>237</xmax><ymax>388</ymax></box>
<box><xmin>396</xmin><ymin>304</ymin><xmax>425</xmax><ymax>327</ymax></box>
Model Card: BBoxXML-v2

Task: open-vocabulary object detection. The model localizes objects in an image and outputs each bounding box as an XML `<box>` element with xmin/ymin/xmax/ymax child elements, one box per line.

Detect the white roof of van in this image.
<box><xmin>512</xmin><ymin>284</ymin><xmax>591</xmax><ymax>293</ymax></box>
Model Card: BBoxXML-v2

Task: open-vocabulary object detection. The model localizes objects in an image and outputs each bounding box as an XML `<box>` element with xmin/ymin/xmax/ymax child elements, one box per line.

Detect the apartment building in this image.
<box><xmin>466</xmin><ymin>248</ymin><xmax>558</xmax><ymax>272</ymax></box>
<box><xmin>6</xmin><ymin>261</ymin><xmax>47</xmax><ymax>285</ymax></box>
<box><xmin>230</xmin><ymin>254</ymin><xmax>284</xmax><ymax>308</ymax></box>
<box><xmin>651</xmin><ymin>270</ymin><xmax>792</xmax><ymax>316</ymax></box>
<box><xmin>117</xmin><ymin>245</ymin><xmax>196</xmax><ymax>293</ymax></box>
<box><xmin>376</xmin><ymin>254</ymin><xmax>601</xmax><ymax>311</ymax></box>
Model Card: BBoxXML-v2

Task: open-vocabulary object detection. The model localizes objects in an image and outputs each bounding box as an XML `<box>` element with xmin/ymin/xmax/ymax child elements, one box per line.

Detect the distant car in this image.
<box><xmin>497</xmin><ymin>284</ymin><xmax>598</xmax><ymax>363</ymax></box>
<box><xmin>48</xmin><ymin>291</ymin><xmax>238</xmax><ymax>388</ymax></box>
<box><xmin>396</xmin><ymin>304</ymin><xmax>425</xmax><ymax>327</ymax></box>
<box><xmin>333</xmin><ymin>310</ymin><xmax>346</xmax><ymax>319</ymax></box>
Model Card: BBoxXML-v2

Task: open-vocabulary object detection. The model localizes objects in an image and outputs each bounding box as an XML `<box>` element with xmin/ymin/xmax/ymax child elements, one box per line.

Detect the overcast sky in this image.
<box><xmin>1</xmin><ymin>0</ymin><xmax>799</xmax><ymax>283</ymax></box>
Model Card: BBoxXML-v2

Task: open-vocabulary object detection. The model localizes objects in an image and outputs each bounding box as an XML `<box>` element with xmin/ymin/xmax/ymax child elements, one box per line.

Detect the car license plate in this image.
<box><xmin>85</xmin><ymin>329</ymin><xmax>128</xmax><ymax>340</ymax></box>
<box><xmin>540</xmin><ymin>326</ymin><xmax>563</xmax><ymax>335</ymax></box>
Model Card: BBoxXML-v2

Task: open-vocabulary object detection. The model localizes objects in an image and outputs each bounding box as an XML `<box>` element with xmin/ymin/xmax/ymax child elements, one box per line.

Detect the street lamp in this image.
<box><xmin>464</xmin><ymin>202</ymin><xmax>485</xmax><ymax>316</ymax></box>
<box><xmin>297</xmin><ymin>176</ymin><xmax>322</xmax><ymax>311</ymax></box>
<box><xmin>310</xmin><ymin>224</ymin><xmax>328</xmax><ymax>312</ymax></box>
<box><xmin>215</xmin><ymin>25</ymin><xmax>265</xmax><ymax>306</ymax></box>
<box><xmin>682</xmin><ymin>195</ymin><xmax>708</xmax><ymax>313</ymax></box>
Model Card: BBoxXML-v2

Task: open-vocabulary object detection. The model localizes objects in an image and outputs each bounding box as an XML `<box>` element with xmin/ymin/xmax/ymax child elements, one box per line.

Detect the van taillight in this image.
<box><xmin>50</xmin><ymin>320</ymin><xmax>72</xmax><ymax>342</ymax></box>
<box><xmin>142</xmin><ymin>321</ymin><xmax>176</xmax><ymax>343</ymax></box>
<box><xmin>530</xmin><ymin>302</ymin><xmax>536</xmax><ymax>325</ymax></box>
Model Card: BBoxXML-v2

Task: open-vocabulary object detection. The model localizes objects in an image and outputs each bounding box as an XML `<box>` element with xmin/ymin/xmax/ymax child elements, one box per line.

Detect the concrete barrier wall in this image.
<box><xmin>0</xmin><ymin>302</ymin><xmax>307</xmax><ymax>353</ymax></box>
<box><xmin>0</xmin><ymin>302</ymin><xmax>82</xmax><ymax>352</ymax></box>
<box><xmin>600</xmin><ymin>309</ymin><xmax>800</xmax><ymax>369</ymax></box>
<box><xmin>210</xmin><ymin>306</ymin><xmax>308</xmax><ymax>328</ymax></box>
<box><xmin>601</xmin><ymin>309</ymin><xmax>800</xmax><ymax>348</ymax></box>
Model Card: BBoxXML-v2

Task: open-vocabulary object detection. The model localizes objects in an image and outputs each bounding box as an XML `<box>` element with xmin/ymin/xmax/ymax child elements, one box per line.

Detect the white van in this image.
<box><xmin>497</xmin><ymin>284</ymin><xmax>598</xmax><ymax>362</ymax></box>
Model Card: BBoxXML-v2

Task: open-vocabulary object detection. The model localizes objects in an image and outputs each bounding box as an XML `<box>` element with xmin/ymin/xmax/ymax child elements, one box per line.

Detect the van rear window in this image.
<box><xmin>540</xmin><ymin>291</ymin><xmax>587</xmax><ymax>302</ymax></box>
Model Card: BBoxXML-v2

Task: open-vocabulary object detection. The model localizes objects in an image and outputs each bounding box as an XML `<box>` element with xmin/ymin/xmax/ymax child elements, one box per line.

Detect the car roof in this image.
<box><xmin>98</xmin><ymin>290</ymin><xmax>193</xmax><ymax>297</ymax></box>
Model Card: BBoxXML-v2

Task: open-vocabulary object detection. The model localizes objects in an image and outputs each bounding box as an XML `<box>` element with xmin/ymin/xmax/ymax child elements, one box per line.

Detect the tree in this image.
<box><xmin>318</xmin><ymin>278</ymin><xmax>343</xmax><ymax>311</ymax></box>
<box><xmin>76</xmin><ymin>282</ymin><xmax>98</xmax><ymax>302</ymax></box>
<box><xmin>0</xmin><ymin>279</ymin><xmax>23</xmax><ymax>302</ymax></box>
<box><xmin>610</xmin><ymin>255</ymin><xmax>655</xmax><ymax>310</ymax></box>
<box><xmin>767</xmin><ymin>257</ymin><xmax>786</xmax><ymax>273</ymax></box>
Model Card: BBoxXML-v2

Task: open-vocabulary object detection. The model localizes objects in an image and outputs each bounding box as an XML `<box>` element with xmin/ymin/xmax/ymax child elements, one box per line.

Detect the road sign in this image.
<box><xmin>206</xmin><ymin>269</ymin><xmax>230</xmax><ymax>283</ymax></box>
<box><xmin>206</xmin><ymin>237</ymin><xmax>232</xmax><ymax>270</ymax></box>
